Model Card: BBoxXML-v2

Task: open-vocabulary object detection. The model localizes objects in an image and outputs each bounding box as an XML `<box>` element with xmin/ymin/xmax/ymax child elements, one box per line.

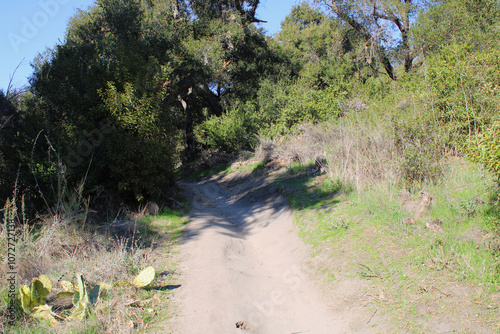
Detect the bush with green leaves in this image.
<box><xmin>426</xmin><ymin>43</ymin><xmax>500</xmax><ymax>147</ymax></box>
<box><xmin>256</xmin><ymin>79</ymin><xmax>346</xmax><ymax>136</ymax></box>
<box><xmin>195</xmin><ymin>103</ymin><xmax>258</xmax><ymax>153</ymax></box>
<box><xmin>466</xmin><ymin>121</ymin><xmax>500</xmax><ymax>184</ymax></box>
<box><xmin>99</xmin><ymin>82</ymin><xmax>180</xmax><ymax>201</ymax></box>
<box><xmin>391</xmin><ymin>99</ymin><xmax>445</xmax><ymax>187</ymax></box>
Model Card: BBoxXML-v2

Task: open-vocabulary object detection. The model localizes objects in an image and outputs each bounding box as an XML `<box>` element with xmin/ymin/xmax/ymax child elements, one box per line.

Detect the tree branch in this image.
<box><xmin>372</xmin><ymin>4</ymin><xmax>409</xmax><ymax>38</ymax></box>
<box><xmin>324</xmin><ymin>0</ymin><xmax>396</xmax><ymax>80</ymax></box>
<box><xmin>234</xmin><ymin>0</ymin><xmax>244</xmax><ymax>16</ymax></box>
<box><xmin>373</xmin><ymin>8</ymin><xmax>403</xmax><ymax>30</ymax></box>
<box><xmin>6</xmin><ymin>59</ymin><xmax>25</xmax><ymax>98</ymax></box>
<box><xmin>324</xmin><ymin>1</ymin><xmax>372</xmax><ymax>41</ymax></box>
<box><xmin>197</xmin><ymin>83</ymin><xmax>223</xmax><ymax>117</ymax></box>
<box><xmin>249</xmin><ymin>0</ymin><xmax>260</xmax><ymax>19</ymax></box>
<box><xmin>235</xmin><ymin>0</ymin><xmax>266</xmax><ymax>23</ymax></box>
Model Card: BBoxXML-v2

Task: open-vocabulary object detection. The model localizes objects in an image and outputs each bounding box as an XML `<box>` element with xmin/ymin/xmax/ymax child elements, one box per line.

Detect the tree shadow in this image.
<box><xmin>272</xmin><ymin>162</ymin><xmax>345</xmax><ymax>210</ymax></box>
<box><xmin>178</xmin><ymin>160</ymin><xmax>348</xmax><ymax>241</ymax></box>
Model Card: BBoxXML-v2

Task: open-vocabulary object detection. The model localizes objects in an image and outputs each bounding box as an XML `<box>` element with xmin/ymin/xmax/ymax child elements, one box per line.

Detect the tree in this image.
<box><xmin>277</xmin><ymin>2</ymin><xmax>363</xmax><ymax>86</ymax></box>
<box><xmin>321</xmin><ymin>0</ymin><xmax>425</xmax><ymax>80</ymax></box>
<box><xmin>177</xmin><ymin>0</ymin><xmax>280</xmax><ymax>157</ymax></box>
<box><xmin>412</xmin><ymin>0</ymin><xmax>500</xmax><ymax>55</ymax></box>
<box><xmin>28</xmin><ymin>0</ymin><xmax>279</xmax><ymax>201</ymax></box>
<box><xmin>31</xmin><ymin>0</ymin><xmax>182</xmax><ymax>202</ymax></box>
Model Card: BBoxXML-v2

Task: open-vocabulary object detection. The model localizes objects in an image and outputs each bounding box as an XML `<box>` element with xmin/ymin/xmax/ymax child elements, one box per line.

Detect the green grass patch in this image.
<box><xmin>139</xmin><ymin>207</ymin><xmax>189</xmax><ymax>245</ymax></box>
<box><xmin>281</xmin><ymin>158</ymin><xmax>500</xmax><ymax>332</ymax></box>
<box><xmin>229</xmin><ymin>160</ymin><xmax>266</xmax><ymax>174</ymax></box>
<box><xmin>275</xmin><ymin>162</ymin><xmax>349</xmax><ymax>210</ymax></box>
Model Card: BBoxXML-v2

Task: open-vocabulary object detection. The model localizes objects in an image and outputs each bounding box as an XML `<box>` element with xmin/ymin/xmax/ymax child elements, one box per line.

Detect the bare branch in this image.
<box><xmin>373</xmin><ymin>7</ymin><xmax>399</xmax><ymax>24</ymax></box>
<box><xmin>6</xmin><ymin>58</ymin><xmax>26</xmax><ymax>99</ymax></box>
<box><xmin>323</xmin><ymin>0</ymin><xmax>396</xmax><ymax>80</ymax></box>
<box><xmin>0</xmin><ymin>115</ymin><xmax>14</xmax><ymax>131</ymax></box>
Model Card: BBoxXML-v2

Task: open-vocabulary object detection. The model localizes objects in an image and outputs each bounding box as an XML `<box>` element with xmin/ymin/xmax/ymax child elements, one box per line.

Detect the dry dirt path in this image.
<box><xmin>167</xmin><ymin>173</ymin><xmax>355</xmax><ymax>334</ymax></box>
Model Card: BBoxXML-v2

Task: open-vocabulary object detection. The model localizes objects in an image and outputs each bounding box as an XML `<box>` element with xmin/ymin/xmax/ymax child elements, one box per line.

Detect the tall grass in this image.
<box><xmin>258</xmin><ymin>117</ymin><xmax>398</xmax><ymax>193</ymax></box>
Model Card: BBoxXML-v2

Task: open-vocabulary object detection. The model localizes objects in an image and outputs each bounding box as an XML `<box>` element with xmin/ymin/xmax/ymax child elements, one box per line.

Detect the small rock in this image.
<box><xmin>236</xmin><ymin>320</ymin><xmax>253</xmax><ymax>330</ymax></box>
<box><xmin>145</xmin><ymin>201</ymin><xmax>159</xmax><ymax>215</ymax></box>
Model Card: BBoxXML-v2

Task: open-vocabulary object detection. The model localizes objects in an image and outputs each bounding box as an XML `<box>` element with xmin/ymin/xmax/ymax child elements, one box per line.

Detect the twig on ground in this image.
<box><xmin>366</xmin><ymin>309</ymin><xmax>378</xmax><ymax>324</ymax></box>
<box><xmin>432</xmin><ymin>286</ymin><xmax>451</xmax><ymax>297</ymax></box>
<box><xmin>358</xmin><ymin>263</ymin><xmax>380</xmax><ymax>278</ymax></box>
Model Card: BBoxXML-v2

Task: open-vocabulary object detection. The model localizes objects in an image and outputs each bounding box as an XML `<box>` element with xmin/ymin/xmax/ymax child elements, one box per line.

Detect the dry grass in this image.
<box><xmin>5</xmin><ymin>214</ymin><xmax>140</xmax><ymax>286</ymax></box>
<box><xmin>0</xmin><ymin>192</ymin><xmax>182</xmax><ymax>333</ymax></box>
<box><xmin>257</xmin><ymin>117</ymin><xmax>399</xmax><ymax>192</ymax></box>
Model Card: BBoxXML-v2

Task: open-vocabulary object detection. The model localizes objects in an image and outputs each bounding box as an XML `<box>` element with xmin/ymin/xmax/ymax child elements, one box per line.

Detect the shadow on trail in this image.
<box><xmin>179</xmin><ymin>160</ymin><xmax>347</xmax><ymax>242</ymax></box>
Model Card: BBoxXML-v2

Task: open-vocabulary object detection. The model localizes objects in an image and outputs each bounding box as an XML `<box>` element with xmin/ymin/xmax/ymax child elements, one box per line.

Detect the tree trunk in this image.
<box><xmin>402</xmin><ymin>27</ymin><xmax>413</xmax><ymax>72</ymax></box>
<box><xmin>376</xmin><ymin>48</ymin><xmax>396</xmax><ymax>80</ymax></box>
<box><xmin>176</xmin><ymin>76</ymin><xmax>224</xmax><ymax>161</ymax></box>
<box><xmin>178</xmin><ymin>94</ymin><xmax>197</xmax><ymax>161</ymax></box>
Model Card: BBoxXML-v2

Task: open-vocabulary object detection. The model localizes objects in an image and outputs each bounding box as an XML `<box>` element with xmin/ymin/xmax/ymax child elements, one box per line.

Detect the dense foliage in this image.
<box><xmin>1</xmin><ymin>0</ymin><xmax>499</xmax><ymax>210</ymax></box>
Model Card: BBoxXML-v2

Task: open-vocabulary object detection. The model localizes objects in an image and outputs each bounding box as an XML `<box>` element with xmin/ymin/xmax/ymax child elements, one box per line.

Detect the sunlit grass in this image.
<box><xmin>277</xmin><ymin>157</ymin><xmax>500</xmax><ymax>331</ymax></box>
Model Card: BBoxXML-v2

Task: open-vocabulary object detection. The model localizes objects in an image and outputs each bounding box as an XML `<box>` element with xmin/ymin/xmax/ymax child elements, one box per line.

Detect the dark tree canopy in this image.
<box><xmin>188</xmin><ymin>0</ymin><xmax>264</xmax><ymax>22</ymax></box>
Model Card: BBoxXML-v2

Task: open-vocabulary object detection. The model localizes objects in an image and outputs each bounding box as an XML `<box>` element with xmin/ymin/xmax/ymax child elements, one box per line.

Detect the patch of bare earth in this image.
<box><xmin>165</xmin><ymin>169</ymin><xmax>392</xmax><ymax>333</ymax></box>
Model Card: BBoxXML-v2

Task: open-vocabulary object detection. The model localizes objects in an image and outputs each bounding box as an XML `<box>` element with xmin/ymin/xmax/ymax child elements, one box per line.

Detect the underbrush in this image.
<box><xmin>0</xmin><ymin>191</ymin><xmax>188</xmax><ymax>333</ymax></box>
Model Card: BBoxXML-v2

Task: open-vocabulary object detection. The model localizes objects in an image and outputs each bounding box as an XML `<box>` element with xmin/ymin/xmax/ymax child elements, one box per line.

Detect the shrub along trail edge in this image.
<box><xmin>166</xmin><ymin>171</ymin><xmax>388</xmax><ymax>333</ymax></box>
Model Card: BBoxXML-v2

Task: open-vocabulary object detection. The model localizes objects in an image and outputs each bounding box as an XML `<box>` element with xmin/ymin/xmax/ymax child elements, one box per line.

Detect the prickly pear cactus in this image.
<box><xmin>19</xmin><ymin>275</ymin><xmax>57</xmax><ymax>324</ymax></box>
<box><xmin>19</xmin><ymin>275</ymin><xmax>52</xmax><ymax>313</ymax></box>
<box><xmin>18</xmin><ymin>268</ymin><xmax>156</xmax><ymax>325</ymax></box>
<box><xmin>131</xmin><ymin>266</ymin><xmax>156</xmax><ymax>288</ymax></box>
<box><xmin>114</xmin><ymin>266</ymin><xmax>156</xmax><ymax>288</ymax></box>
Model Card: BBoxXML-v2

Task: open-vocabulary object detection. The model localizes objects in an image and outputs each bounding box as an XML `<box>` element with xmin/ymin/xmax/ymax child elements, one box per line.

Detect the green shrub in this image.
<box><xmin>195</xmin><ymin>103</ymin><xmax>258</xmax><ymax>152</ymax></box>
<box><xmin>393</xmin><ymin>115</ymin><xmax>444</xmax><ymax>187</ymax></box>
<box><xmin>256</xmin><ymin>79</ymin><xmax>346</xmax><ymax>136</ymax></box>
<box><xmin>466</xmin><ymin>120</ymin><xmax>500</xmax><ymax>183</ymax></box>
<box><xmin>98</xmin><ymin>82</ymin><xmax>181</xmax><ymax>202</ymax></box>
<box><xmin>427</xmin><ymin>43</ymin><xmax>500</xmax><ymax>147</ymax></box>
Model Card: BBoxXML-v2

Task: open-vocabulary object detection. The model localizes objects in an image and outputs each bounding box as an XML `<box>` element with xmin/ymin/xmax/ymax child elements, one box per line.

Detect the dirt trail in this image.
<box><xmin>168</xmin><ymin>173</ymin><xmax>366</xmax><ymax>333</ymax></box>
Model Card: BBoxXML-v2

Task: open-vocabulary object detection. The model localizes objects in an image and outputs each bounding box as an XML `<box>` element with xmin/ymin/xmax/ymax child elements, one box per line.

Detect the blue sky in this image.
<box><xmin>1</xmin><ymin>0</ymin><xmax>302</xmax><ymax>92</ymax></box>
